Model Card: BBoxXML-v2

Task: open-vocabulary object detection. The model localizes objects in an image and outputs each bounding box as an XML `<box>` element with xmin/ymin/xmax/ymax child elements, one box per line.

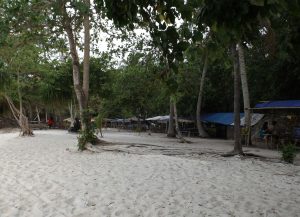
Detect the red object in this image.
<box><xmin>47</xmin><ymin>118</ymin><xmax>54</xmax><ymax>127</ymax></box>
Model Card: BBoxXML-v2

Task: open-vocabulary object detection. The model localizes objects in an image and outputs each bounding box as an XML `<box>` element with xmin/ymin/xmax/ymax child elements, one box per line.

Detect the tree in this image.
<box><xmin>196</xmin><ymin>50</ymin><xmax>209</xmax><ymax>137</ymax></box>
<box><xmin>59</xmin><ymin>0</ymin><xmax>91</xmax><ymax>138</ymax></box>
<box><xmin>167</xmin><ymin>98</ymin><xmax>176</xmax><ymax>137</ymax></box>
<box><xmin>198</xmin><ymin>0</ymin><xmax>283</xmax><ymax>153</ymax></box>
<box><xmin>0</xmin><ymin>40</ymin><xmax>44</xmax><ymax>136</ymax></box>
<box><xmin>100</xmin><ymin>52</ymin><xmax>168</xmax><ymax>120</ymax></box>
<box><xmin>237</xmin><ymin>42</ymin><xmax>251</xmax><ymax>145</ymax></box>
<box><xmin>231</xmin><ymin>44</ymin><xmax>242</xmax><ymax>154</ymax></box>
<box><xmin>0</xmin><ymin>0</ymin><xmax>44</xmax><ymax>135</ymax></box>
<box><xmin>20</xmin><ymin>0</ymin><xmax>102</xmax><ymax>149</ymax></box>
<box><xmin>97</xmin><ymin>0</ymin><xmax>193</xmax><ymax>139</ymax></box>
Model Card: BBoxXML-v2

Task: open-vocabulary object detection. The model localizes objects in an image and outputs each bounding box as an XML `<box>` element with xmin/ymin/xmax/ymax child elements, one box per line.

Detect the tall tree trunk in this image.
<box><xmin>17</xmin><ymin>71</ymin><xmax>23</xmax><ymax>120</ymax></box>
<box><xmin>62</xmin><ymin>0</ymin><xmax>95</xmax><ymax>150</ymax></box>
<box><xmin>173</xmin><ymin>99</ymin><xmax>187</xmax><ymax>143</ymax></box>
<box><xmin>232</xmin><ymin>45</ymin><xmax>243</xmax><ymax>154</ymax></box>
<box><xmin>196</xmin><ymin>51</ymin><xmax>209</xmax><ymax>138</ymax></box>
<box><xmin>237</xmin><ymin>42</ymin><xmax>251</xmax><ymax>146</ymax></box>
<box><xmin>62</xmin><ymin>1</ymin><xmax>90</xmax><ymax>128</ymax></box>
<box><xmin>83</xmin><ymin>0</ymin><xmax>90</xmax><ymax>103</ymax></box>
<box><xmin>167</xmin><ymin>97</ymin><xmax>176</xmax><ymax>137</ymax></box>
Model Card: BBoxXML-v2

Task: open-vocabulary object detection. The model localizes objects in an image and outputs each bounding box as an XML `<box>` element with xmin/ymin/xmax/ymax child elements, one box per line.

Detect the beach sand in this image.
<box><xmin>0</xmin><ymin>129</ymin><xmax>299</xmax><ymax>217</ymax></box>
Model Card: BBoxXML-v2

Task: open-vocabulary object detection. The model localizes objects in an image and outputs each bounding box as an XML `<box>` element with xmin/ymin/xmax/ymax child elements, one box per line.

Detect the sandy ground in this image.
<box><xmin>0</xmin><ymin>129</ymin><xmax>299</xmax><ymax>217</ymax></box>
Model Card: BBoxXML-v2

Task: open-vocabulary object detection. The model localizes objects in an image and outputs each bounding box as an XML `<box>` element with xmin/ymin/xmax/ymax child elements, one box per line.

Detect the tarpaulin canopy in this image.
<box><xmin>232</xmin><ymin>113</ymin><xmax>264</xmax><ymax>126</ymax></box>
<box><xmin>254</xmin><ymin>100</ymin><xmax>300</xmax><ymax>109</ymax></box>
<box><xmin>201</xmin><ymin>113</ymin><xmax>264</xmax><ymax>126</ymax></box>
<box><xmin>146</xmin><ymin>115</ymin><xmax>169</xmax><ymax>121</ymax></box>
<box><xmin>252</xmin><ymin>100</ymin><xmax>300</xmax><ymax>114</ymax></box>
<box><xmin>146</xmin><ymin>115</ymin><xmax>194</xmax><ymax>123</ymax></box>
<box><xmin>201</xmin><ymin>113</ymin><xmax>238</xmax><ymax>126</ymax></box>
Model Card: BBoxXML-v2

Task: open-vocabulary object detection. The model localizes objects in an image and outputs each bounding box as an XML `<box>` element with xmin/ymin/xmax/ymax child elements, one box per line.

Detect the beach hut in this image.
<box><xmin>251</xmin><ymin>100</ymin><xmax>300</xmax><ymax>145</ymax></box>
<box><xmin>200</xmin><ymin>113</ymin><xmax>264</xmax><ymax>139</ymax></box>
<box><xmin>146</xmin><ymin>115</ymin><xmax>195</xmax><ymax>134</ymax></box>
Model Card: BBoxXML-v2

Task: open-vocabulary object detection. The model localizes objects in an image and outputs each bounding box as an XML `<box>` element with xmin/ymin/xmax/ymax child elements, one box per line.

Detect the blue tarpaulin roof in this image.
<box><xmin>201</xmin><ymin>113</ymin><xmax>244</xmax><ymax>126</ymax></box>
<box><xmin>255</xmin><ymin>100</ymin><xmax>300</xmax><ymax>109</ymax></box>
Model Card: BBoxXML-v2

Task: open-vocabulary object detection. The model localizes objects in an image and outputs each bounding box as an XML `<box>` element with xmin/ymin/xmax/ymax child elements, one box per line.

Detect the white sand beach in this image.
<box><xmin>0</xmin><ymin>129</ymin><xmax>299</xmax><ymax>217</ymax></box>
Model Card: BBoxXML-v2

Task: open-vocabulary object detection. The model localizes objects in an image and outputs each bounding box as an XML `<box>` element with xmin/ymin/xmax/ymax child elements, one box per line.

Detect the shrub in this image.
<box><xmin>78</xmin><ymin>127</ymin><xmax>98</xmax><ymax>151</ymax></box>
<box><xmin>281</xmin><ymin>143</ymin><xmax>297</xmax><ymax>163</ymax></box>
<box><xmin>77</xmin><ymin>109</ymin><xmax>98</xmax><ymax>151</ymax></box>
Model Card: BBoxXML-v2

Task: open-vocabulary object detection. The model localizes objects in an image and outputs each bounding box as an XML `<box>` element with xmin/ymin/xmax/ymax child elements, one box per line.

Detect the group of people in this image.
<box><xmin>47</xmin><ymin>116</ymin><xmax>81</xmax><ymax>133</ymax></box>
<box><xmin>260</xmin><ymin>121</ymin><xmax>278</xmax><ymax>147</ymax></box>
<box><xmin>69</xmin><ymin>118</ymin><xmax>81</xmax><ymax>133</ymax></box>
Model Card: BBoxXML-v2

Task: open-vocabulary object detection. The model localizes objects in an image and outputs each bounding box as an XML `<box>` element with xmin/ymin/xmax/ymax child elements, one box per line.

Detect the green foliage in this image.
<box><xmin>281</xmin><ymin>143</ymin><xmax>297</xmax><ymax>164</ymax></box>
<box><xmin>249</xmin><ymin>0</ymin><xmax>265</xmax><ymax>7</ymax></box>
<box><xmin>78</xmin><ymin>128</ymin><xmax>98</xmax><ymax>151</ymax></box>
<box><xmin>101</xmin><ymin>53</ymin><xmax>169</xmax><ymax>118</ymax></box>
<box><xmin>198</xmin><ymin>0</ymin><xmax>283</xmax><ymax>43</ymax></box>
<box><xmin>39</xmin><ymin>60</ymin><xmax>73</xmax><ymax>107</ymax></box>
<box><xmin>246</xmin><ymin>6</ymin><xmax>300</xmax><ymax>102</ymax></box>
<box><xmin>0</xmin><ymin>0</ymin><xmax>299</xmax><ymax>140</ymax></box>
<box><xmin>94</xmin><ymin>113</ymin><xmax>104</xmax><ymax>129</ymax></box>
<box><xmin>0</xmin><ymin>64</ymin><xmax>11</xmax><ymax>92</ymax></box>
<box><xmin>89</xmin><ymin>55</ymin><xmax>114</xmax><ymax>98</ymax></box>
<box><xmin>78</xmin><ymin>109</ymin><xmax>98</xmax><ymax>151</ymax></box>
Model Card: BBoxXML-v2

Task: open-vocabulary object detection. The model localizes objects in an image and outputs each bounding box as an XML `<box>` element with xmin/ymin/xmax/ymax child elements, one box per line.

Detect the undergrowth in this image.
<box><xmin>281</xmin><ymin>143</ymin><xmax>297</xmax><ymax>164</ymax></box>
<box><xmin>78</xmin><ymin>109</ymin><xmax>98</xmax><ymax>151</ymax></box>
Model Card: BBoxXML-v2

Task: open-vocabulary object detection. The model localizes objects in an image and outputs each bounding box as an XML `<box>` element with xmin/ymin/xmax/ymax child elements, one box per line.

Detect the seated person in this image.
<box><xmin>47</xmin><ymin>117</ymin><xmax>54</xmax><ymax>128</ymax></box>
<box><xmin>267</xmin><ymin>121</ymin><xmax>278</xmax><ymax>135</ymax></box>
<box><xmin>259</xmin><ymin>122</ymin><xmax>268</xmax><ymax>138</ymax></box>
<box><xmin>266</xmin><ymin>121</ymin><xmax>279</xmax><ymax>148</ymax></box>
<box><xmin>68</xmin><ymin>118</ymin><xmax>81</xmax><ymax>133</ymax></box>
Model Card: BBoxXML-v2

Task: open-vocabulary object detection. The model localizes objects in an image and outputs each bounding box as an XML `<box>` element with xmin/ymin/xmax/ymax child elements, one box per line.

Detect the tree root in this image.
<box><xmin>93</xmin><ymin>137</ymin><xmax>111</xmax><ymax>145</ymax></box>
<box><xmin>221</xmin><ymin>150</ymin><xmax>245</xmax><ymax>157</ymax></box>
<box><xmin>20</xmin><ymin>129</ymin><xmax>34</xmax><ymax>136</ymax></box>
<box><xmin>221</xmin><ymin>151</ymin><xmax>271</xmax><ymax>160</ymax></box>
<box><xmin>84</xmin><ymin>143</ymin><xmax>102</xmax><ymax>153</ymax></box>
<box><xmin>178</xmin><ymin>137</ymin><xmax>192</xmax><ymax>144</ymax></box>
<box><xmin>82</xmin><ymin>138</ymin><xmax>112</xmax><ymax>152</ymax></box>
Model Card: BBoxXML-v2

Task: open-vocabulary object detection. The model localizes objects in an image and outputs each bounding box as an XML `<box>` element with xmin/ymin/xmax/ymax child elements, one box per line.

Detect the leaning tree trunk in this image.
<box><xmin>17</xmin><ymin>70</ymin><xmax>33</xmax><ymax>136</ymax></box>
<box><xmin>237</xmin><ymin>42</ymin><xmax>251</xmax><ymax>146</ymax></box>
<box><xmin>167</xmin><ymin>97</ymin><xmax>176</xmax><ymax>137</ymax></box>
<box><xmin>232</xmin><ymin>45</ymin><xmax>243</xmax><ymax>155</ymax></box>
<box><xmin>4</xmin><ymin>95</ymin><xmax>33</xmax><ymax>136</ymax></box>
<box><xmin>19</xmin><ymin>114</ymin><xmax>32</xmax><ymax>136</ymax></box>
<box><xmin>196</xmin><ymin>51</ymin><xmax>209</xmax><ymax>138</ymax></box>
<box><xmin>35</xmin><ymin>106</ymin><xmax>41</xmax><ymax>124</ymax></box>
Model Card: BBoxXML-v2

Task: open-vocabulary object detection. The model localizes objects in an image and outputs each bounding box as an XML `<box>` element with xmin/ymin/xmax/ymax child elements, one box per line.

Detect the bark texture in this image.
<box><xmin>167</xmin><ymin>97</ymin><xmax>176</xmax><ymax>137</ymax></box>
<box><xmin>173</xmin><ymin>100</ymin><xmax>189</xmax><ymax>143</ymax></box>
<box><xmin>61</xmin><ymin>0</ymin><xmax>97</xmax><ymax>150</ymax></box>
<box><xmin>237</xmin><ymin>42</ymin><xmax>251</xmax><ymax>145</ymax></box>
<box><xmin>196</xmin><ymin>52</ymin><xmax>209</xmax><ymax>138</ymax></box>
<box><xmin>35</xmin><ymin>106</ymin><xmax>41</xmax><ymax>124</ymax></box>
<box><xmin>68</xmin><ymin>101</ymin><xmax>76</xmax><ymax>127</ymax></box>
<box><xmin>232</xmin><ymin>45</ymin><xmax>243</xmax><ymax>155</ymax></box>
<box><xmin>62</xmin><ymin>0</ymin><xmax>90</xmax><ymax>132</ymax></box>
<box><xmin>4</xmin><ymin>95</ymin><xmax>33</xmax><ymax>136</ymax></box>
